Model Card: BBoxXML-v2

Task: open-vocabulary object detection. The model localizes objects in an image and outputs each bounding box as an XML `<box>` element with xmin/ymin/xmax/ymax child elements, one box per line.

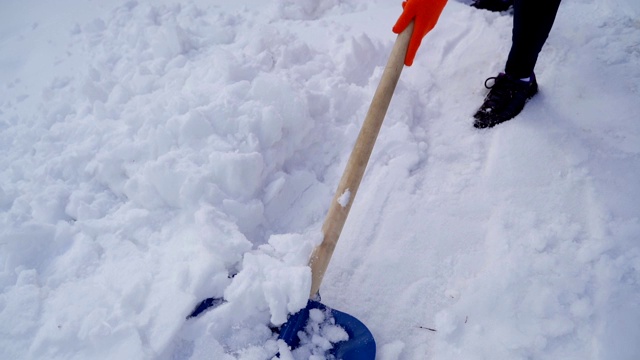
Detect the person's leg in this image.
<box><xmin>473</xmin><ymin>0</ymin><xmax>562</xmax><ymax>128</ymax></box>
<box><xmin>505</xmin><ymin>0</ymin><xmax>562</xmax><ymax>78</ymax></box>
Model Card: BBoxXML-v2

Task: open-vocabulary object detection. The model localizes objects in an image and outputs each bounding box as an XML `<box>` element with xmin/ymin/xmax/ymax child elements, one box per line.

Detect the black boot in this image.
<box><xmin>471</xmin><ymin>0</ymin><xmax>514</xmax><ymax>12</ymax></box>
<box><xmin>473</xmin><ymin>73</ymin><xmax>538</xmax><ymax>128</ymax></box>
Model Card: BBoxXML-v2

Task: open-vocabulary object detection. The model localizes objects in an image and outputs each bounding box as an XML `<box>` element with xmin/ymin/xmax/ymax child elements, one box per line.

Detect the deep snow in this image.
<box><xmin>1</xmin><ymin>0</ymin><xmax>639</xmax><ymax>359</ymax></box>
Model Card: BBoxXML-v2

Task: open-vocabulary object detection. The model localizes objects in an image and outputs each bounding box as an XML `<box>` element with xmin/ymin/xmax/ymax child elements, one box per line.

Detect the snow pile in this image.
<box><xmin>1</xmin><ymin>0</ymin><xmax>640</xmax><ymax>359</ymax></box>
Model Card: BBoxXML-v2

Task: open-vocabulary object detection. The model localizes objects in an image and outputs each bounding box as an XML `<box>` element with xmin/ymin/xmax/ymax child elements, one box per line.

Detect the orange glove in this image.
<box><xmin>393</xmin><ymin>0</ymin><xmax>448</xmax><ymax>66</ymax></box>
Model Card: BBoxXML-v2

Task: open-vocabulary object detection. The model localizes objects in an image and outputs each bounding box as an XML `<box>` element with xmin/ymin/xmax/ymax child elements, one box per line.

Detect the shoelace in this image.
<box><xmin>484</xmin><ymin>76</ymin><xmax>499</xmax><ymax>89</ymax></box>
<box><xmin>483</xmin><ymin>76</ymin><xmax>514</xmax><ymax>105</ymax></box>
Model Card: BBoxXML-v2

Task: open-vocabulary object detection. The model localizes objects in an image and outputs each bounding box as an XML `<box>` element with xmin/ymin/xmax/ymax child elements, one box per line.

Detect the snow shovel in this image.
<box><xmin>277</xmin><ymin>22</ymin><xmax>415</xmax><ymax>358</ymax></box>
<box><xmin>189</xmin><ymin>22</ymin><xmax>414</xmax><ymax>359</ymax></box>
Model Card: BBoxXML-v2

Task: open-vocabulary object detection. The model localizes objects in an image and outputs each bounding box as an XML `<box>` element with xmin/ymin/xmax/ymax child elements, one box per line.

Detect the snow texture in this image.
<box><xmin>1</xmin><ymin>0</ymin><xmax>639</xmax><ymax>359</ymax></box>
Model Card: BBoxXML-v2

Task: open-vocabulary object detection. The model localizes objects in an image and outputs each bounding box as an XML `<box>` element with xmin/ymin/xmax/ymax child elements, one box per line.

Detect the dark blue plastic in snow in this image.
<box><xmin>186</xmin><ymin>297</ymin><xmax>225</xmax><ymax>319</ymax></box>
<box><xmin>278</xmin><ymin>300</ymin><xmax>376</xmax><ymax>359</ymax></box>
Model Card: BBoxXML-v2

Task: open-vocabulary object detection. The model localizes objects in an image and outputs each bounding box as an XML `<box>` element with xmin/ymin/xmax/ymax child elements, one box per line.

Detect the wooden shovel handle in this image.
<box><xmin>308</xmin><ymin>22</ymin><xmax>414</xmax><ymax>297</ymax></box>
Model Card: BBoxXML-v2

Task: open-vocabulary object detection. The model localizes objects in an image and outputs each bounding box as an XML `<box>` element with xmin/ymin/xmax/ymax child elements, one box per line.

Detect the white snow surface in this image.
<box><xmin>1</xmin><ymin>0</ymin><xmax>639</xmax><ymax>359</ymax></box>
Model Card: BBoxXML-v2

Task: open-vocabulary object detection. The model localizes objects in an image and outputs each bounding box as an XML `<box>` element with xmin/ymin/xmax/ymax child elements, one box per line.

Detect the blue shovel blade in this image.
<box><xmin>278</xmin><ymin>300</ymin><xmax>376</xmax><ymax>359</ymax></box>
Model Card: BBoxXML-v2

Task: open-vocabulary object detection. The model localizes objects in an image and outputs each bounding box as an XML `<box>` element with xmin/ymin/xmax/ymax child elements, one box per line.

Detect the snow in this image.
<box><xmin>1</xmin><ymin>0</ymin><xmax>639</xmax><ymax>359</ymax></box>
<box><xmin>337</xmin><ymin>190</ymin><xmax>351</xmax><ymax>208</ymax></box>
<box><xmin>291</xmin><ymin>308</ymin><xmax>350</xmax><ymax>359</ymax></box>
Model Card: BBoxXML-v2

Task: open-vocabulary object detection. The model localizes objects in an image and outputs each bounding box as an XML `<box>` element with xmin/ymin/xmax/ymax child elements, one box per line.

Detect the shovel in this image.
<box><xmin>189</xmin><ymin>22</ymin><xmax>414</xmax><ymax>359</ymax></box>
<box><xmin>278</xmin><ymin>21</ymin><xmax>414</xmax><ymax>357</ymax></box>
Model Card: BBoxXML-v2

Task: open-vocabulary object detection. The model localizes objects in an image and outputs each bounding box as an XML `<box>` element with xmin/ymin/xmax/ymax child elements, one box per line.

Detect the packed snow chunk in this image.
<box><xmin>222</xmin><ymin>198</ymin><xmax>265</xmax><ymax>242</ymax></box>
<box><xmin>210</xmin><ymin>151</ymin><xmax>266</xmax><ymax>199</ymax></box>
<box><xmin>30</xmin><ymin>183</ymin><xmax>72</xmax><ymax>223</ymax></box>
<box><xmin>1</xmin><ymin>225</ymin><xmax>57</xmax><ymax>278</ymax></box>
<box><xmin>65</xmin><ymin>187</ymin><xmax>119</xmax><ymax>221</ymax></box>
<box><xmin>337</xmin><ymin>189</ymin><xmax>351</xmax><ymax>208</ymax></box>
<box><xmin>291</xmin><ymin>308</ymin><xmax>349</xmax><ymax>360</ymax></box>
<box><xmin>263</xmin><ymin>265</ymin><xmax>312</xmax><ymax>325</ymax></box>
<box><xmin>139</xmin><ymin>4</ymin><xmax>204</xmax><ymax>59</ymax></box>
<box><xmin>123</xmin><ymin>155</ymin><xmax>190</xmax><ymax>209</ymax></box>
<box><xmin>260</xmin><ymin>231</ymin><xmax>320</xmax><ymax>266</ymax></box>
<box><xmin>248</xmin><ymin>73</ymin><xmax>313</xmax><ymax>150</ymax></box>
<box><xmin>320</xmin><ymin>321</ymin><xmax>349</xmax><ymax>344</ymax></box>
<box><xmin>263</xmin><ymin>171</ymin><xmax>330</xmax><ymax>233</ymax></box>
<box><xmin>219</xmin><ymin>321</ymin><xmax>276</xmax><ymax>357</ymax></box>
<box><xmin>223</xmin><ymin>252</ymin><xmax>311</xmax><ymax>326</ymax></box>
<box><xmin>192</xmin><ymin>205</ymin><xmax>253</xmax><ymax>269</ymax></box>
<box><xmin>178</xmin><ymin>110</ymin><xmax>215</xmax><ymax>143</ymax></box>
<box><xmin>46</xmin><ymin>231</ymin><xmax>101</xmax><ymax>287</ymax></box>
<box><xmin>0</xmin><ymin>269</ymin><xmax>41</xmax><ymax>336</ymax></box>
<box><xmin>254</xmin><ymin>106</ymin><xmax>284</xmax><ymax>148</ymax></box>
<box><xmin>337</xmin><ymin>34</ymin><xmax>387</xmax><ymax>86</ymax></box>
<box><xmin>106</xmin><ymin>83</ymin><xmax>133</xmax><ymax>106</ymax></box>
<box><xmin>189</xmin><ymin>335</ymin><xmax>235</xmax><ymax>360</ymax></box>
<box><xmin>275</xmin><ymin>339</ymin><xmax>295</xmax><ymax>360</ymax></box>
<box><xmin>82</xmin><ymin>79</ymin><xmax>109</xmax><ymax>103</ymax></box>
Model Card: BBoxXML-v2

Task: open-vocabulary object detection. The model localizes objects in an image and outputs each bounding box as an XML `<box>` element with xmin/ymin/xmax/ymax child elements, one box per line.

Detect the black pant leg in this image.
<box><xmin>505</xmin><ymin>0</ymin><xmax>562</xmax><ymax>78</ymax></box>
